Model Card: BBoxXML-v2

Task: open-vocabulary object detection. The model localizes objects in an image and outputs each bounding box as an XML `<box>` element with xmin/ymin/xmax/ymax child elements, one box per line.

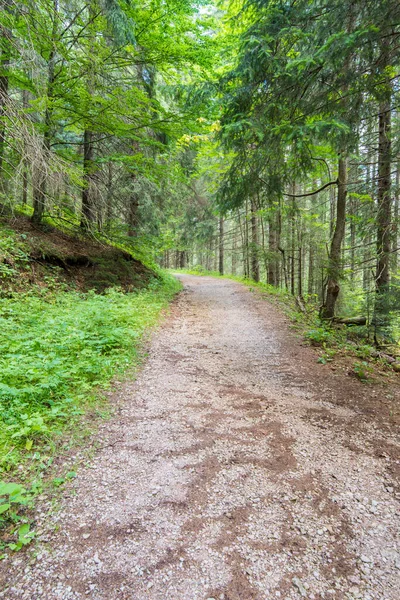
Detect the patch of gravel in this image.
<box><xmin>1</xmin><ymin>275</ymin><xmax>399</xmax><ymax>599</ymax></box>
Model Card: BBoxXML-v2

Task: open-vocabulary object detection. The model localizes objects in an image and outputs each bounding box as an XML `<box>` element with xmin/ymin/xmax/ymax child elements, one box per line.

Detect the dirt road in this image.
<box><xmin>1</xmin><ymin>275</ymin><xmax>399</xmax><ymax>599</ymax></box>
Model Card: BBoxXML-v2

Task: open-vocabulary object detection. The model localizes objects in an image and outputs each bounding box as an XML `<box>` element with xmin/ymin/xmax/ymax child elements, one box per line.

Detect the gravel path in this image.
<box><xmin>1</xmin><ymin>274</ymin><xmax>400</xmax><ymax>600</ymax></box>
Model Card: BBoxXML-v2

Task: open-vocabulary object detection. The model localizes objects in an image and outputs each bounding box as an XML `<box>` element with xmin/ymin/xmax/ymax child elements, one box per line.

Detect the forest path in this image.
<box><xmin>1</xmin><ymin>275</ymin><xmax>400</xmax><ymax>600</ymax></box>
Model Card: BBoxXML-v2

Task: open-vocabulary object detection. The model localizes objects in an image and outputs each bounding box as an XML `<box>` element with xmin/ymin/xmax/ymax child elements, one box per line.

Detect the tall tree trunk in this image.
<box><xmin>206</xmin><ymin>238</ymin><xmax>212</xmax><ymax>271</ymax></box>
<box><xmin>298</xmin><ymin>246</ymin><xmax>303</xmax><ymax>298</ymax></box>
<box><xmin>245</xmin><ymin>199</ymin><xmax>250</xmax><ymax>277</ymax></box>
<box><xmin>32</xmin><ymin>91</ymin><xmax>52</xmax><ymax>224</ymax></box>
<box><xmin>127</xmin><ymin>184</ymin><xmax>139</xmax><ymax>237</ymax></box>
<box><xmin>297</xmin><ymin>199</ymin><xmax>304</xmax><ymax>296</ymax></box>
<box><xmin>268</xmin><ymin>222</ymin><xmax>277</xmax><ymax>286</ymax></box>
<box><xmin>21</xmin><ymin>89</ymin><xmax>29</xmax><ymax>205</ymax></box>
<box><xmin>80</xmin><ymin>129</ymin><xmax>96</xmax><ymax>228</ymax></box>
<box><xmin>393</xmin><ymin>161</ymin><xmax>399</xmax><ymax>273</ymax></box>
<box><xmin>267</xmin><ymin>196</ymin><xmax>279</xmax><ymax>286</ymax></box>
<box><xmin>32</xmin><ymin>0</ymin><xmax>58</xmax><ymax>224</ymax></box>
<box><xmin>373</xmin><ymin>33</ymin><xmax>393</xmax><ymax>341</ymax></box>
<box><xmin>231</xmin><ymin>220</ymin><xmax>237</xmax><ymax>275</ymax></box>
<box><xmin>329</xmin><ymin>184</ymin><xmax>336</xmax><ymax>240</ymax></box>
<box><xmin>105</xmin><ymin>161</ymin><xmax>113</xmax><ymax>231</ymax></box>
<box><xmin>350</xmin><ymin>196</ymin><xmax>356</xmax><ymax>281</ymax></box>
<box><xmin>0</xmin><ymin>0</ymin><xmax>11</xmax><ymax>188</ymax></box>
<box><xmin>308</xmin><ymin>244</ymin><xmax>314</xmax><ymax>295</ymax></box>
<box><xmin>276</xmin><ymin>200</ymin><xmax>281</xmax><ymax>287</ymax></box>
<box><xmin>363</xmin><ymin>160</ymin><xmax>373</xmax><ymax>292</ymax></box>
<box><xmin>219</xmin><ymin>215</ymin><xmax>224</xmax><ymax>275</ymax></box>
<box><xmin>251</xmin><ymin>198</ymin><xmax>259</xmax><ymax>282</ymax></box>
<box><xmin>237</xmin><ymin>210</ymin><xmax>247</xmax><ymax>277</ymax></box>
<box><xmin>213</xmin><ymin>224</ymin><xmax>218</xmax><ymax>271</ymax></box>
<box><xmin>80</xmin><ymin>0</ymin><xmax>98</xmax><ymax>229</ymax></box>
<box><xmin>290</xmin><ymin>184</ymin><xmax>296</xmax><ymax>295</ymax></box>
<box><xmin>376</xmin><ymin>94</ymin><xmax>392</xmax><ymax>293</ymax></box>
<box><xmin>321</xmin><ymin>154</ymin><xmax>348</xmax><ymax>319</ymax></box>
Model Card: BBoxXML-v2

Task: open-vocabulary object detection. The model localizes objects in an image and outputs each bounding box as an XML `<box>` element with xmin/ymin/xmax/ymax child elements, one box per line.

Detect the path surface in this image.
<box><xmin>1</xmin><ymin>275</ymin><xmax>400</xmax><ymax>600</ymax></box>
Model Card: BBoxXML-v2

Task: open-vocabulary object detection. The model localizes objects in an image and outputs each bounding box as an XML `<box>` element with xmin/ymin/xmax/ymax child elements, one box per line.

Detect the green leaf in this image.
<box><xmin>18</xmin><ymin>523</ymin><xmax>30</xmax><ymax>538</ymax></box>
<box><xmin>0</xmin><ymin>503</ymin><xmax>10</xmax><ymax>515</ymax></box>
<box><xmin>0</xmin><ymin>482</ymin><xmax>24</xmax><ymax>497</ymax></box>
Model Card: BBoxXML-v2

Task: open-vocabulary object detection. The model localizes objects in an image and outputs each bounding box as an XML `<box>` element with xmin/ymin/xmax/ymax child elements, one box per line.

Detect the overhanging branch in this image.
<box><xmin>283</xmin><ymin>179</ymin><xmax>338</xmax><ymax>198</ymax></box>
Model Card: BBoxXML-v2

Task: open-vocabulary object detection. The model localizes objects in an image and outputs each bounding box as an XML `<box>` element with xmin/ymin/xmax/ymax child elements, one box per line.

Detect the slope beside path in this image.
<box><xmin>1</xmin><ymin>274</ymin><xmax>399</xmax><ymax>599</ymax></box>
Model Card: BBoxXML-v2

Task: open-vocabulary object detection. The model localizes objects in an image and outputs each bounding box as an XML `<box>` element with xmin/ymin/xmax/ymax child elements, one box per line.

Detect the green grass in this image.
<box><xmin>0</xmin><ymin>274</ymin><xmax>180</xmax><ymax>472</ymax></box>
<box><xmin>0</xmin><ymin>271</ymin><xmax>181</xmax><ymax>545</ymax></box>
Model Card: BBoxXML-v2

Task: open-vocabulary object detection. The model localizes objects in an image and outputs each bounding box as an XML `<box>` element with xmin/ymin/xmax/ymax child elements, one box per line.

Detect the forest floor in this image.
<box><xmin>1</xmin><ymin>274</ymin><xmax>399</xmax><ymax>600</ymax></box>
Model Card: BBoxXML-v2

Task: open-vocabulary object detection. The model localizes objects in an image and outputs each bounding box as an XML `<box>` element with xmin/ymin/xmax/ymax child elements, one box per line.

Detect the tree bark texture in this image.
<box><xmin>0</xmin><ymin>0</ymin><xmax>11</xmax><ymax>185</ymax></box>
<box><xmin>251</xmin><ymin>198</ymin><xmax>259</xmax><ymax>282</ymax></box>
<box><xmin>80</xmin><ymin>129</ymin><xmax>96</xmax><ymax>228</ymax></box>
<box><xmin>321</xmin><ymin>155</ymin><xmax>348</xmax><ymax>319</ymax></box>
<box><xmin>376</xmin><ymin>96</ymin><xmax>392</xmax><ymax>292</ymax></box>
<box><xmin>219</xmin><ymin>215</ymin><xmax>224</xmax><ymax>275</ymax></box>
<box><xmin>32</xmin><ymin>0</ymin><xmax>58</xmax><ymax>224</ymax></box>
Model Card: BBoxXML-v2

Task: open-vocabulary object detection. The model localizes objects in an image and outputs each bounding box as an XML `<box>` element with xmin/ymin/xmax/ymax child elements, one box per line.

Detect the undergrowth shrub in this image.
<box><xmin>304</xmin><ymin>327</ymin><xmax>333</xmax><ymax>346</ymax></box>
<box><xmin>0</xmin><ymin>274</ymin><xmax>180</xmax><ymax>473</ymax></box>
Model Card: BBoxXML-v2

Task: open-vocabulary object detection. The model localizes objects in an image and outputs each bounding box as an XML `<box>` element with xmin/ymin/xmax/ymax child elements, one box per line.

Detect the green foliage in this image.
<box><xmin>352</xmin><ymin>361</ymin><xmax>373</xmax><ymax>383</ymax></box>
<box><xmin>0</xmin><ymin>481</ymin><xmax>35</xmax><ymax>551</ymax></box>
<box><xmin>0</xmin><ymin>274</ymin><xmax>181</xmax><ymax>473</ymax></box>
<box><xmin>0</xmin><ymin>226</ymin><xmax>31</xmax><ymax>283</ymax></box>
<box><xmin>305</xmin><ymin>327</ymin><xmax>333</xmax><ymax>347</ymax></box>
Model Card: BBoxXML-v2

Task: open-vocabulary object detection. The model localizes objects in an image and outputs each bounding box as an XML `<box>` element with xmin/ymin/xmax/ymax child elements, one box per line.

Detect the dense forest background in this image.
<box><xmin>1</xmin><ymin>0</ymin><xmax>400</xmax><ymax>341</ymax></box>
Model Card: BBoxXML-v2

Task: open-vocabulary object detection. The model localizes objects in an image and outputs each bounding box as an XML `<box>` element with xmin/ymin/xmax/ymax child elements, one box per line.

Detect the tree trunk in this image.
<box><xmin>350</xmin><ymin>196</ymin><xmax>356</xmax><ymax>281</ymax></box>
<box><xmin>231</xmin><ymin>220</ymin><xmax>237</xmax><ymax>275</ymax></box>
<box><xmin>127</xmin><ymin>184</ymin><xmax>139</xmax><ymax>236</ymax></box>
<box><xmin>32</xmin><ymin>89</ymin><xmax>53</xmax><ymax>224</ymax></box>
<box><xmin>32</xmin><ymin>0</ymin><xmax>58</xmax><ymax>224</ymax></box>
<box><xmin>279</xmin><ymin>246</ymin><xmax>288</xmax><ymax>290</ymax></box>
<box><xmin>80</xmin><ymin>129</ymin><xmax>96</xmax><ymax>228</ymax></box>
<box><xmin>80</xmin><ymin>0</ymin><xmax>98</xmax><ymax>230</ymax></box>
<box><xmin>376</xmin><ymin>95</ymin><xmax>392</xmax><ymax>293</ymax></box>
<box><xmin>245</xmin><ymin>199</ymin><xmax>250</xmax><ymax>277</ymax></box>
<box><xmin>321</xmin><ymin>154</ymin><xmax>348</xmax><ymax>319</ymax></box>
<box><xmin>298</xmin><ymin>246</ymin><xmax>303</xmax><ymax>298</ymax></box>
<box><xmin>276</xmin><ymin>201</ymin><xmax>281</xmax><ymax>287</ymax></box>
<box><xmin>0</xmin><ymin>0</ymin><xmax>11</xmax><ymax>187</ymax></box>
<box><xmin>219</xmin><ymin>215</ymin><xmax>224</xmax><ymax>275</ymax></box>
<box><xmin>251</xmin><ymin>198</ymin><xmax>259</xmax><ymax>282</ymax></box>
<box><xmin>213</xmin><ymin>225</ymin><xmax>218</xmax><ymax>271</ymax></box>
<box><xmin>363</xmin><ymin>160</ymin><xmax>373</xmax><ymax>292</ymax></box>
<box><xmin>393</xmin><ymin>161</ymin><xmax>399</xmax><ymax>273</ymax></box>
<box><xmin>267</xmin><ymin>196</ymin><xmax>280</xmax><ymax>286</ymax></box>
<box><xmin>21</xmin><ymin>89</ymin><xmax>29</xmax><ymax>205</ymax></box>
<box><xmin>329</xmin><ymin>184</ymin><xmax>336</xmax><ymax>240</ymax></box>
<box><xmin>308</xmin><ymin>244</ymin><xmax>314</xmax><ymax>295</ymax></box>
<box><xmin>105</xmin><ymin>161</ymin><xmax>113</xmax><ymax>231</ymax></box>
<box><xmin>237</xmin><ymin>209</ymin><xmax>247</xmax><ymax>277</ymax></box>
<box><xmin>290</xmin><ymin>184</ymin><xmax>296</xmax><ymax>295</ymax></box>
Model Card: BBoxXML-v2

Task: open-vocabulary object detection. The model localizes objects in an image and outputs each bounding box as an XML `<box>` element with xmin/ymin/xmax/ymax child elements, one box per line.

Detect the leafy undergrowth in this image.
<box><xmin>173</xmin><ymin>267</ymin><xmax>400</xmax><ymax>383</ymax></box>
<box><xmin>0</xmin><ymin>218</ymin><xmax>181</xmax><ymax>552</ymax></box>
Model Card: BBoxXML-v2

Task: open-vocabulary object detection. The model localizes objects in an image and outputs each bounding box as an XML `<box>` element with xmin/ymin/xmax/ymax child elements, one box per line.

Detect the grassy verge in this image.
<box><xmin>0</xmin><ymin>270</ymin><xmax>181</xmax><ymax>550</ymax></box>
